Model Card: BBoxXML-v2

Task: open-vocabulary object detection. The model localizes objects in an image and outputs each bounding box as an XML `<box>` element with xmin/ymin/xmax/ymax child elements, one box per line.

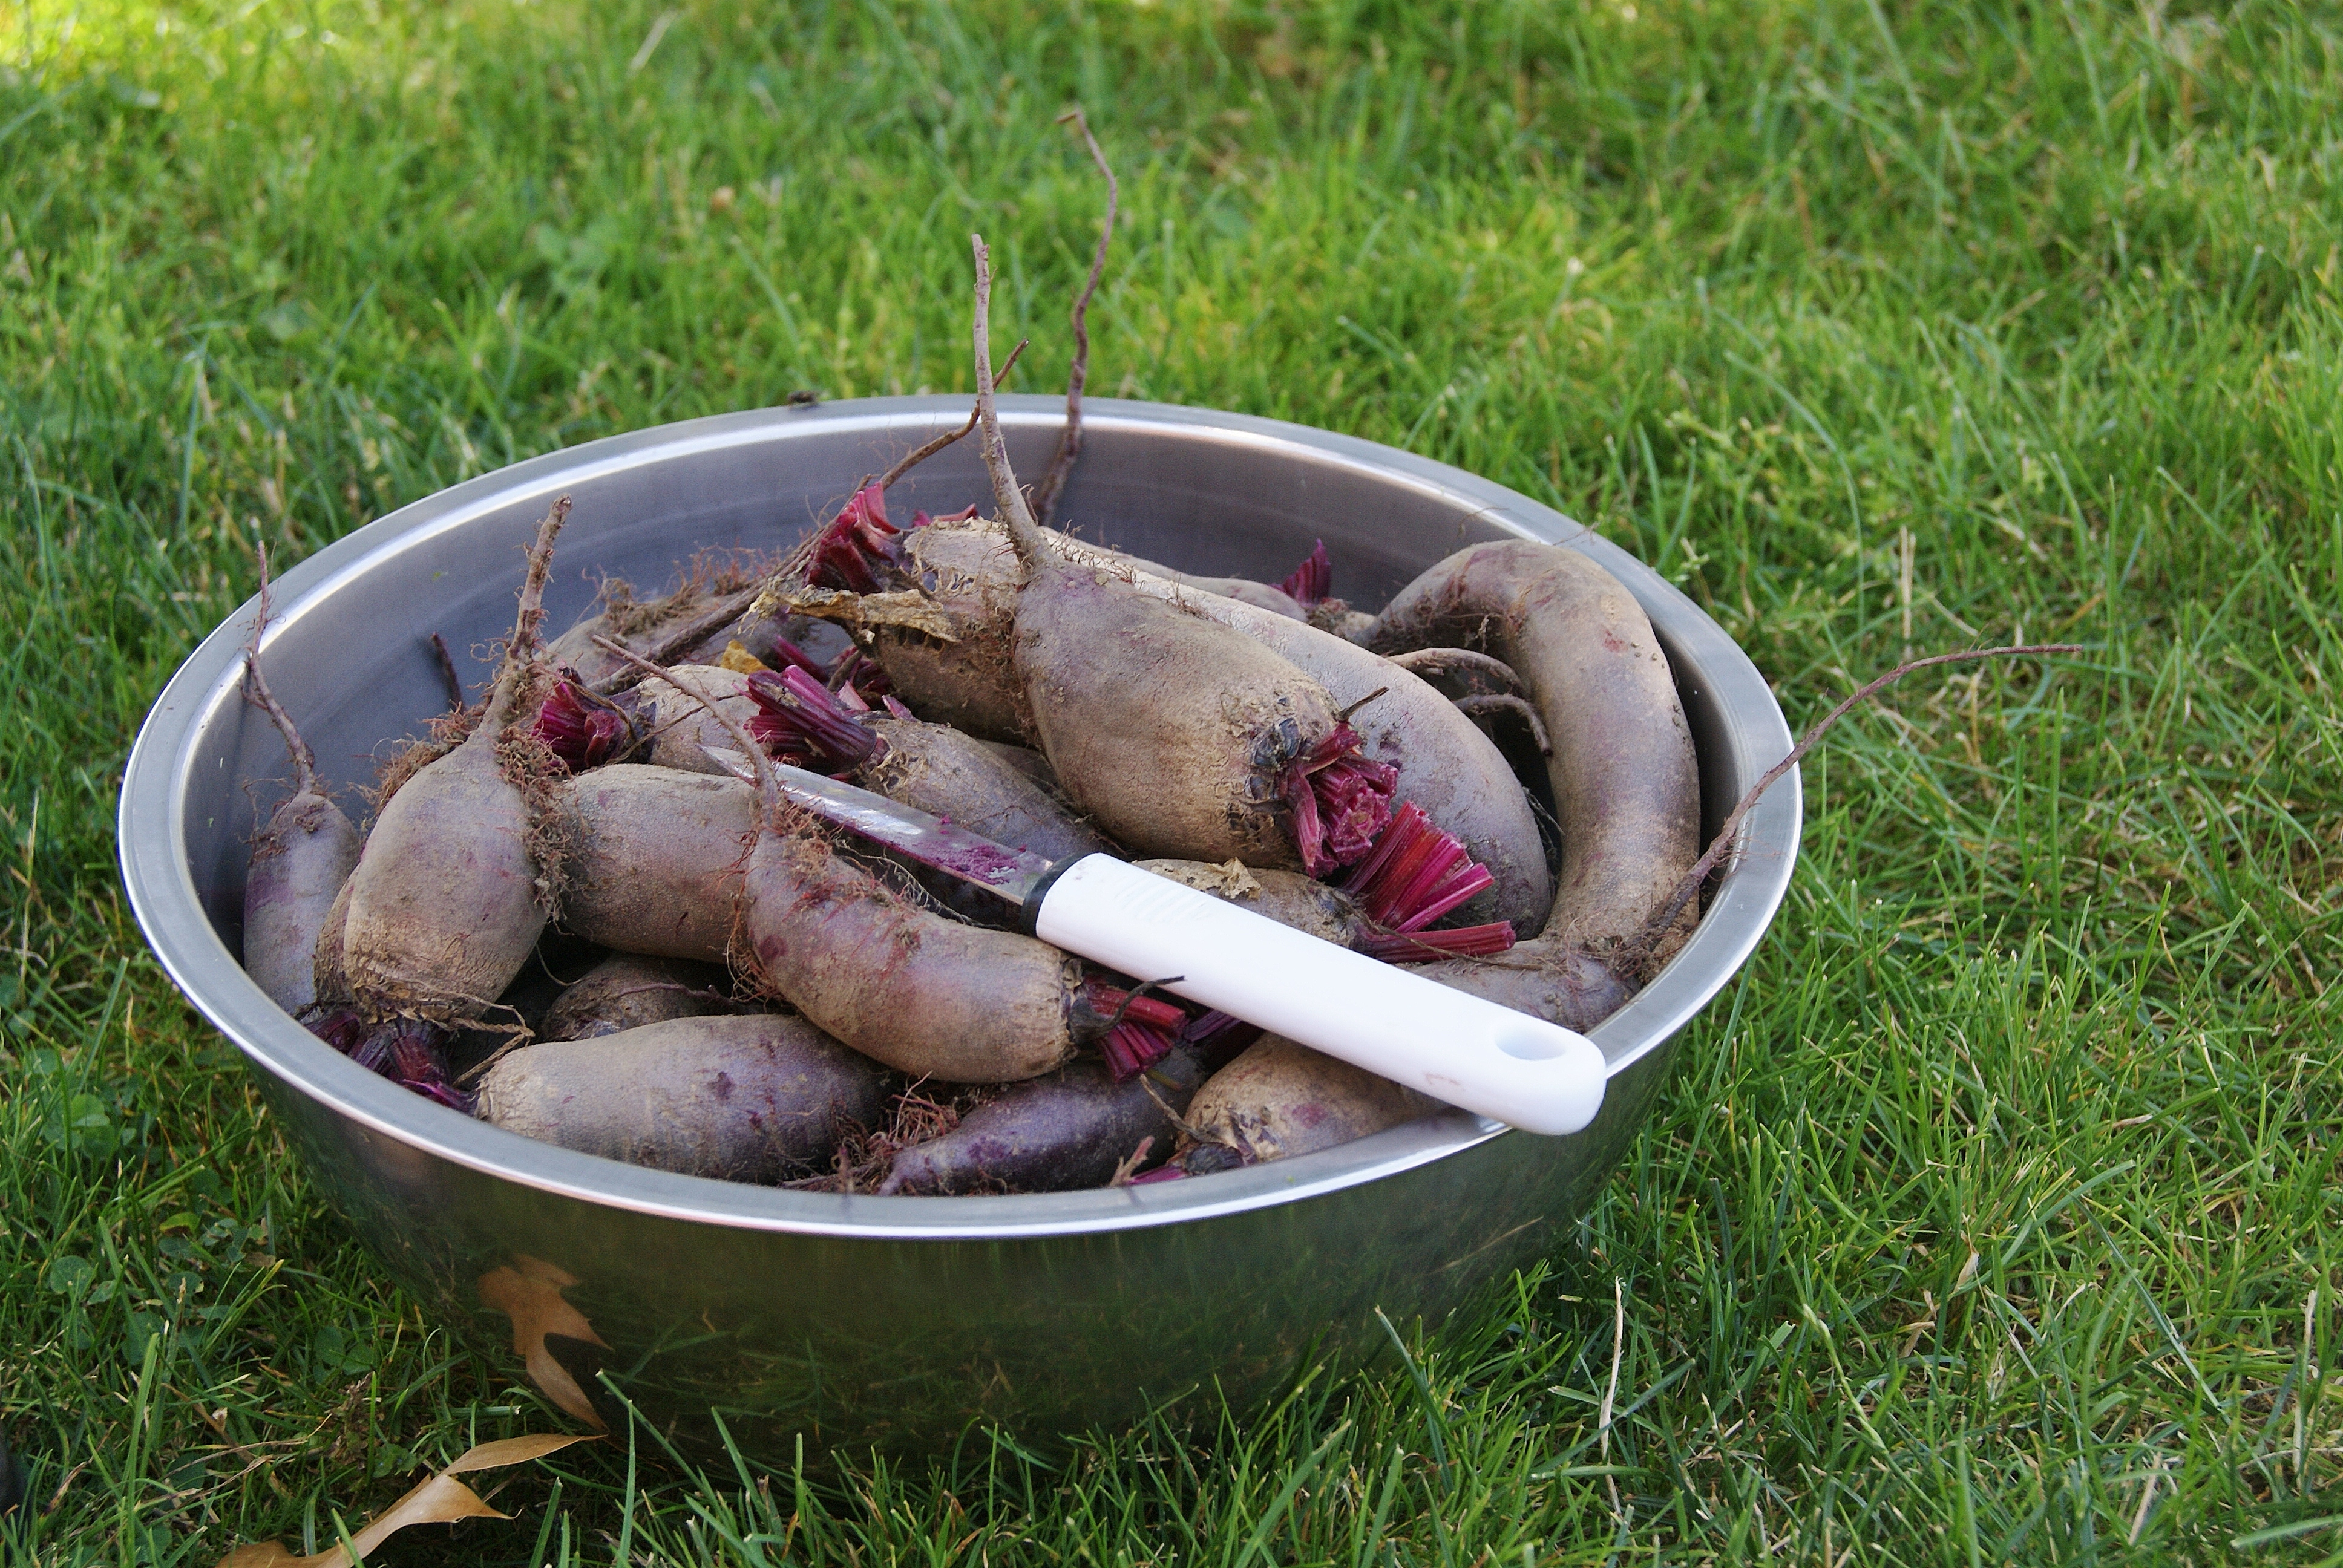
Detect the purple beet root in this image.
<box><xmin>476</xmin><ymin>1013</ymin><xmax>891</xmax><ymax>1183</ymax></box>
<box><xmin>876</xmin><ymin>1046</ymin><xmax>1207</xmax><ymax>1195</ymax></box>
<box><xmin>740</xmin><ymin>820</ymin><xmax>1092</xmax><ymax>1083</ymax></box>
<box><xmin>539</xmin><ymin>952</ymin><xmax>736</xmax><ymax>1041</ymax></box>
<box><xmin>554</xmin><ymin>765</ymin><xmax>759</xmax><ymax>963</ymax></box>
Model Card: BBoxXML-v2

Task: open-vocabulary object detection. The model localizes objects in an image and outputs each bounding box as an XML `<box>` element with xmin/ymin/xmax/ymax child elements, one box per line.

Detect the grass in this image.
<box><xmin>1</xmin><ymin>0</ymin><xmax>2338</xmax><ymax>1560</ymax></box>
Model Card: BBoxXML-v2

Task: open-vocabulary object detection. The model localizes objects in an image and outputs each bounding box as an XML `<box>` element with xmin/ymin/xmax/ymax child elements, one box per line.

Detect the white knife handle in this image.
<box><xmin>1031</xmin><ymin>854</ymin><xmax>1606</xmax><ymax>1136</ymax></box>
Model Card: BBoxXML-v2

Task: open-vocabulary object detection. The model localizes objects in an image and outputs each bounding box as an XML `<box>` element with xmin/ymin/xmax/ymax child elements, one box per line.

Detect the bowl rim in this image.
<box><xmin>119</xmin><ymin>394</ymin><xmax>1799</xmax><ymax>1242</ymax></box>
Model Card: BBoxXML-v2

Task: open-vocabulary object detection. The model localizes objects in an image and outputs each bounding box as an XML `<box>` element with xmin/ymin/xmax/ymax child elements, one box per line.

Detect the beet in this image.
<box><xmin>1369</xmin><ymin>540</ymin><xmax>1701</xmax><ymax>1014</ymax></box>
<box><xmin>554</xmin><ymin>765</ymin><xmax>758</xmax><ymax>964</ymax></box>
<box><xmin>239</xmin><ymin>632</ymin><xmax>362</xmax><ymax>1015</ymax></box>
<box><xmin>476</xmin><ymin>1013</ymin><xmax>891</xmax><ymax>1183</ymax></box>
<box><xmin>876</xmin><ymin>1046</ymin><xmax>1207</xmax><ymax>1195</ymax></box>
<box><xmin>1161</xmin><ymin>1034</ymin><xmax>1438</xmax><ymax>1174</ymax></box>
<box><xmin>539</xmin><ymin>952</ymin><xmax>736</xmax><ymax>1041</ymax></box>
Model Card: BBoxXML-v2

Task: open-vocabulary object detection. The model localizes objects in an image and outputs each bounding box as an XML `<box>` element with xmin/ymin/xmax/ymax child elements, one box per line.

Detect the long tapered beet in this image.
<box><xmin>554</xmin><ymin>766</ymin><xmax>758</xmax><ymax>963</ymax></box>
<box><xmin>339</xmin><ymin>502</ymin><xmax>571</xmax><ymax>1021</ymax></box>
<box><xmin>876</xmin><ymin>1047</ymin><xmax>1207</xmax><ymax>1195</ymax></box>
<box><xmin>476</xmin><ymin>1013</ymin><xmax>890</xmax><ymax>1182</ymax></box>
<box><xmin>740</xmin><ymin>823</ymin><xmax>1089</xmax><ymax>1082</ymax></box>
<box><xmin>1370</xmin><ymin>540</ymin><xmax>1702</xmax><ymax>987</ymax></box>
<box><xmin>968</xmin><ymin>236</ymin><xmax>1383</xmax><ymax>871</ymax></box>
<box><xmin>239</xmin><ymin>585</ymin><xmax>362</xmax><ymax>1014</ymax></box>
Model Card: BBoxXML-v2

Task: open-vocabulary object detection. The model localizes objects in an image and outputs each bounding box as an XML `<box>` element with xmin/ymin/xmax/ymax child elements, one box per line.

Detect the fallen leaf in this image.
<box><xmin>213</xmin><ymin>1432</ymin><xmax>595</xmax><ymax>1567</ymax></box>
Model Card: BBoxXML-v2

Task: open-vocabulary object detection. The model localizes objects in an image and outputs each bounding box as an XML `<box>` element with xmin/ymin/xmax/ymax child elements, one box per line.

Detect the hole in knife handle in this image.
<box><xmin>1493</xmin><ymin>1025</ymin><xmax>1570</xmax><ymax>1062</ymax></box>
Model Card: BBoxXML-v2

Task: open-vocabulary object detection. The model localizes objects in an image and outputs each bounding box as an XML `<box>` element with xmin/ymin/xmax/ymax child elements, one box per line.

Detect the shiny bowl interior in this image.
<box><xmin>119</xmin><ymin>397</ymin><xmax>1799</xmax><ymax>1454</ymax></box>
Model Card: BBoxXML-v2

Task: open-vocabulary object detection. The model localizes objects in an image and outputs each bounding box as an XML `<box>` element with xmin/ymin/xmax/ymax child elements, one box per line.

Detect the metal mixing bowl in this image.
<box><xmin>119</xmin><ymin>397</ymin><xmax>1798</xmax><ymax>1457</ymax></box>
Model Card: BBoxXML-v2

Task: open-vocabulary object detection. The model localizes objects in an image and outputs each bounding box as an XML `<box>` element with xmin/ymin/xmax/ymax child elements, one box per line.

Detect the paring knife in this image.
<box><xmin>706</xmin><ymin>747</ymin><xmax>1608</xmax><ymax>1136</ymax></box>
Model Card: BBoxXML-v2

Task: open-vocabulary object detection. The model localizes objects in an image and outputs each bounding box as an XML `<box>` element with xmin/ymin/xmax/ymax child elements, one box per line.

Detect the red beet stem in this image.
<box><xmin>910</xmin><ymin>504</ymin><xmax>980</xmax><ymax>529</ymax></box>
<box><xmin>1098</xmin><ymin>1019</ymin><xmax>1176</xmax><ymax>1080</ymax></box>
<box><xmin>1279</xmin><ymin>723</ymin><xmax>1398</xmax><ymax>877</ymax></box>
<box><xmin>806</xmin><ymin>483</ymin><xmax>903</xmax><ymax>593</ymax></box>
<box><xmin>304</xmin><ymin>1008</ymin><xmax>369</xmax><ymax>1057</ymax></box>
<box><xmin>316</xmin><ymin>1013</ymin><xmax>470</xmax><ymax>1109</ymax></box>
<box><xmin>1355</xmin><ymin>923</ymin><xmax>1517</xmax><ymax>962</ymax></box>
<box><xmin>765</xmin><ymin>635</ymin><xmax>829</xmax><ymax>679</ymax></box>
<box><xmin>746</xmin><ymin>665</ymin><xmax>883</xmax><ymax>771</ymax></box>
<box><xmin>1342</xmin><ymin>800</ymin><xmax>1516</xmax><ymax>956</ymax></box>
<box><xmin>1086</xmin><ymin>977</ymin><xmax>1186</xmax><ymax>1081</ymax></box>
<box><xmin>1179</xmin><ymin>1008</ymin><xmax>1265</xmax><ymax>1065</ymax></box>
<box><xmin>826</xmin><ymin>648</ymin><xmax>893</xmax><ymax>707</ymax></box>
<box><xmin>1278</xmin><ymin>540</ymin><xmax>1334</xmax><ymax>607</ymax></box>
<box><xmin>1086</xmin><ymin>979</ymin><xmax>1187</xmax><ymax>1034</ymax></box>
<box><xmin>532</xmin><ymin>677</ymin><xmax>635</xmax><ymax>773</ymax></box>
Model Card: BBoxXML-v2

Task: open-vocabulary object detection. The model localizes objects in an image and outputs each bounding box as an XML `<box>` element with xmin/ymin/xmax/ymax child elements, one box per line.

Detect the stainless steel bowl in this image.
<box><xmin>119</xmin><ymin>397</ymin><xmax>1798</xmax><ymax>1456</ymax></box>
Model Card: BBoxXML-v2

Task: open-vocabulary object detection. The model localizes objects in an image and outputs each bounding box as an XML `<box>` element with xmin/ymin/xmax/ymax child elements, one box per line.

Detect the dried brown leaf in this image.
<box><xmin>212</xmin><ymin>1432</ymin><xmax>595</xmax><ymax>1567</ymax></box>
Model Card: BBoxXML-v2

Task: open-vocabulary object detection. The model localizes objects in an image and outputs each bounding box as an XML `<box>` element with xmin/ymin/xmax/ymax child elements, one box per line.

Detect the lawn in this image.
<box><xmin>1</xmin><ymin>0</ymin><xmax>2338</xmax><ymax>1561</ymax></box>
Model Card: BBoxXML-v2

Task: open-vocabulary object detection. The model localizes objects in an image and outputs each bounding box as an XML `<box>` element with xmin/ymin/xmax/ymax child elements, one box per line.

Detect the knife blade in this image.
<box><xmin>703</xmin><ymin>745</ymin><xmax>1607</xmax><ymax>1135</ymax></box>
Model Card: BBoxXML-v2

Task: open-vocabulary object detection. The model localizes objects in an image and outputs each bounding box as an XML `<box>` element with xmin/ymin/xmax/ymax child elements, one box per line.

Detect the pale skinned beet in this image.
<box><xmin>876</xmin><ymin>1046</ymin><xmax>1206</xmax><ymax>1195</ymax></box>
<box><xmin>554</xmin><ymin>765</ymin><xmax>758</xmax><ymax>964</ymax></box>
<box><xmin>539</xmin><ymin>952</ymin><xmax>736</xmax><ymax>1041</ymax></box>
<box><xmin>244</xmin><ymin>795</ymin><xmax>359</xmax><ymax>1014</ymax></box>
<box><xmin>238</xmin><ymin>587</ymin><xmax>362</xmax><ymax>1015</ymax></box>
<box><xmin>476</xmin><ymin>1013</ymin><xmax>891</xmax><ymax>1183</ymax></box>
<box><xmin>862</xmin><ymin>714</ymin><xmax>1112</xmax><ymax>863</ymax></box>
<box><xmin>339</xmin><ymin>501</ymin><xmax>571</xmax><ymax>1021</ymax></box>
<box><xmin>634</xmin><ymin>664</ymin><xmax>760</xmax><ymax>774</ymax></box>
<box><xmin>972</xmin><ymin>737</ymin><xmax>1057</xmax><ymax>787</ymax></box>
<box><xmin>1165</xmin><ymin>1034</ymin><xmax>1438</xmax><ymax>1174</ymax></box>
